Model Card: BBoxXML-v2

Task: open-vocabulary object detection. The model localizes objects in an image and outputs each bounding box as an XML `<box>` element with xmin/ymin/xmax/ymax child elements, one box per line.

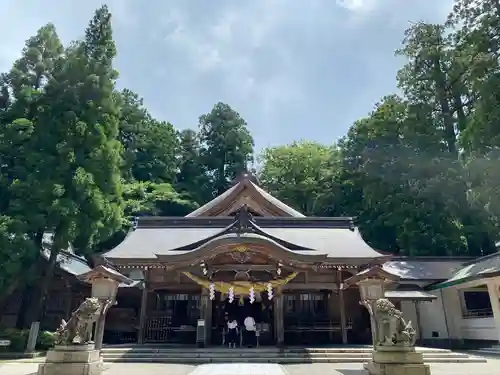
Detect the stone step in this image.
<box><xmin>468</xmin><ymin>348</ymin><xmax>500</xmax><ymax>357</ymax></box>
<box><xmin>101</xmin><ymin>351</ymin><xmax>469</xmax><ymax>359</ymax></box>
<box><xmin>101</xmin><ymin>347</ymin><xmax>452</xmax><ymax>354</ymax></box>
<box><xmin>101</xmin><ymin>355</ymin><xmax>487</xmax><ymax>364</ymax></box>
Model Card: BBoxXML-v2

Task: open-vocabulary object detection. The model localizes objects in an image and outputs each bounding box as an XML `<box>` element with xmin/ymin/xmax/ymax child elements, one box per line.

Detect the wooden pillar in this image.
<box><xmin>414</xmin><ymin>301</ymin><xmax>422</xmax><ymax>341</ymax></box>
<box><xmin>201</xmin><ymin>289</ymin><xmax>212</xmax><ymax>346</ymax></box>
<box><xmin>337</xmin><ymin>269</ymin><xmax>348</xmax><ymax>344</ymax></box>
<box><xmin>274</xmin><ymin>288</ymin><xmax>284</xmax><ymax>345</ymax></box>
<box><xmin>138</xmin><ymin>282</ymin><xmax>148</xmax><ymax>344</ymax></box>
<box><xmin>328</xmin><ymin>290</ymin><xmax>335</xmax><ymax>341</ymax></box>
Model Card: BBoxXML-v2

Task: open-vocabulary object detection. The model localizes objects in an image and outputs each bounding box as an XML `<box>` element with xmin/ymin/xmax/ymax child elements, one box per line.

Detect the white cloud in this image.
<box><xmin>161</xmin><ymin>2</ymin><xmax>303</xmax><ymax>116</ymax></box>
<box><xmin>336</xmin><ymin>0</ymin><xmax>380</xmax><ymax>12</ymax></box>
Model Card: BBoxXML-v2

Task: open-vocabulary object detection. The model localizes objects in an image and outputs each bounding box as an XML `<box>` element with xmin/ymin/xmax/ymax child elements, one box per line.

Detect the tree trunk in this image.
<box><xmin>32</xmin><ymin>247</ymin><xmax>59</xmax><ymax>324</ymax></box>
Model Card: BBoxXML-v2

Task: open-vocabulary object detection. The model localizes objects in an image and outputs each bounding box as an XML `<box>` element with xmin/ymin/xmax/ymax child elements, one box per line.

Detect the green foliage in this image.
<box><xmin>0</xmin><ymin>328</ymin><xmax>55</xmax><ymax>352</ymax></box>
<box><xmin>258</xmin><ymin>141</ymin><xmax>341</xmax><ymax>216</ymax></box>
<box><xmin>123</xmin><ymin>181</ymin><xmax>197</xmax><ymax>218</ymax></box>
<box><xmin>198</xmin><ymin>102</ymin><xmax>255</xmax><ymax>196</ymax></box>
<box><xmin>2</xmin><ymin>1</ymin><xmax>500</xmax><ymax>313</ymax></box>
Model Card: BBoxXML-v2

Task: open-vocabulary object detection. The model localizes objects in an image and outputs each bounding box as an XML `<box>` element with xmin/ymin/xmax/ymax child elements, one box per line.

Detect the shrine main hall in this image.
<box><xmin>4</xmin><ymin>173</ymin><xmax>491</xmax><ymax>347</ymax></box>
<box><xmin>97</xmin><ymin>174</ymin><xmax>446</xmax><ymax>347</ymax></box>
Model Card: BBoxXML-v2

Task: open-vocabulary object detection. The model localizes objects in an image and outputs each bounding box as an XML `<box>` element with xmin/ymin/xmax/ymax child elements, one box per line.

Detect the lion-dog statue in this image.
<box><xmin>54</xmin><ymin>297</ymin><xmax>102</xmax><ymax>345</ymax></box>
<box><xmin>374</xmin><ymin>298</ymin><xmax>416</xmax><ymax>347</ymax></box>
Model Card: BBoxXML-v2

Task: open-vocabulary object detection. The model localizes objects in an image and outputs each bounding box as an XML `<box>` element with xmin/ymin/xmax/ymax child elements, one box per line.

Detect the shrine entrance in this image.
<box><xmin>211</xmin><ymin>292</ymin><xmax>274</xmax><ymax>346</ymax></box>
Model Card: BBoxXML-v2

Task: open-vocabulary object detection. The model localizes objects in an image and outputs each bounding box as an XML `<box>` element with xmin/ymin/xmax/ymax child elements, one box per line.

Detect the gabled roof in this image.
<box><xmin>78</xmin><ymin>265</ymin><xmax>134</xmax><ymax>285</ymax></box>
<box><xmin>428</xmin><ymin>251</ymin><xmax>500</xmax><ymax>290</ymax></box>
<box><xmin>104</xmin><ymin>205</ymin><xmax>389</xmax><ymax>264</ymax></box>
<box><xmin>186</xmin><ymin>172</ymin><xmax>305</xmax><ymax>217</ymax></box>
<box><xmin>342</xmin><ymin>265</ymin><xmax>400</xmax><ymax>289</ymax></box>
<box><xmin>381</xmin><ymin>258</ymin><xmax>469</xmax><ymax>281</ymax></box>
<box><xmin>41</xmin><ymin>232</ymin><xmax>91</xmax><ymax>277</ymax></box>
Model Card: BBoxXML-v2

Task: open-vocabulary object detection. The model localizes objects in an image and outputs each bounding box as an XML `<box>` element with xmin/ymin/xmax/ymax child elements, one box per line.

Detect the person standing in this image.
<box><xmin>226</xmin><ymin>317</ymin><xmax>239</xmax><ymax>348</ymax></box>
<box><xmin>243</xmin><ymin>314</ymin><xmax>256</xmax><ymax>347</ymax></box>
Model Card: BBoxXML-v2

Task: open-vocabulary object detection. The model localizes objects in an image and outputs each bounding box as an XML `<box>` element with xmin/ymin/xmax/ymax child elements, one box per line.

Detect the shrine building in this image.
<box><xmin>2</xmin><ymin>173</ymin><xmax>500</xmax><ymax>348</ymax></box>
<box><xmin>96</xmin><ymin>174</ymin><xmax>451</xmax><ymax>346</ymax></box>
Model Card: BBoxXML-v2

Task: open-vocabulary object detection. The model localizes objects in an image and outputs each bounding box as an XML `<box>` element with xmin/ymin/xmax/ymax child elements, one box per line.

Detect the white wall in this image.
<box><xmin>460</xmin><ymin>317</ymin><xmax>497</xmax><ymax>341</ymax></box>
<box><xmin>420</xmin><ymin>281</ymin><xmax>500</xmax><ymax>342</ymax></box>
<box><xmin>418</xmin><ymin>291</ymin><xmax>450</xmax><ymax>340</ymax></box>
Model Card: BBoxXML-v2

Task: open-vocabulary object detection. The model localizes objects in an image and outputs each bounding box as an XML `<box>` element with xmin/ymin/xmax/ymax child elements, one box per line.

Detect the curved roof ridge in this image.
<box><xmin>185</xmin><ymin>174</ymin><xmax>305</xmax><ymax>217</ymax></box>
<box><xmin>352</xmin><ymin>227</ymin><xmax>393</xmax><ymax>258</ymax></box>
<box><xmin>249</xmin><ymin>181</ymin><xmax>305</xmax><ymax>217</ymax></box>
<box><xmin>155</xmin><ymin>232</ymin><xmax>328</xmax><ymax>263</ymax></box>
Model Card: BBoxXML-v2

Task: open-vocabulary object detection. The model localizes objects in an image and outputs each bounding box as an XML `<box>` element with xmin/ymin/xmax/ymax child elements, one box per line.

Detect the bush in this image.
<box><xmin>0</xmin><ymin>328</ymin><xmax>29</xmax><ymax>352</ymax></box>
<box><xmin>0</xmin><ymin>328</ymin><xmax>56</xmax><ymax>352</ymax></box>
<box><xmin>37</xmin><ymin>331</ymin><xmax>55</xmax><ymax>350</ymax></box>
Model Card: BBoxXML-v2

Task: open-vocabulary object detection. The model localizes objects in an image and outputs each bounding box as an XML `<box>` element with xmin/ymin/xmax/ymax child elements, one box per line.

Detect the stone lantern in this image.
<box><xmin>343</xmin><ymin>265</ymin><xmax>399</xmax><ymax>346</ymax></box>
<box><xmin>78</xmin><ymin>265</ymin><xmax>133</xmax><ymax>350</ymax></box>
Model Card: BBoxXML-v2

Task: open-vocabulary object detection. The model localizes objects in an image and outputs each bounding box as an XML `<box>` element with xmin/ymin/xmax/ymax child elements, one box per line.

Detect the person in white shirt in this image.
<box><xmin>226</xmin><ymin>317</ymin><xmax>238</xmax><ymax>348</ymax></box>
<box><xmin>243</xmin><ymin>315</ymin><xmax>256</xmax><ymax>347</ymax></box>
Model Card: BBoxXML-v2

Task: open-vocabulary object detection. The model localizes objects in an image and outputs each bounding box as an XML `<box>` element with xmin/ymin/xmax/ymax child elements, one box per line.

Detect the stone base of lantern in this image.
<box><xmin>364</xmin><ymin>346</ymin><xmax>431</xmax><ymax>375</ymax></box>
<box><xmin>37</xmin><ymin>345</ymin><xmax>105</xmax><ymax>375</ymax></box>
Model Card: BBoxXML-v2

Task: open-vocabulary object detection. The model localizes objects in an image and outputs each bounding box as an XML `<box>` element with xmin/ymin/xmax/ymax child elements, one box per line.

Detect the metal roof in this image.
<box><xmin>41</xmin><ymin>249</ymin><xmax>92</xmax><ymax>276</ymax></box>
<box><xmin>103</xmin><ymin>226</ymin><xmax>385</xmax><ymax>261</ymax></box>
<box><xmin>103</xmin><ymin>206</ymin><xmax>386</xmax><ymax>262</ymax></box>
<box><xmin>382</xmin><ymin>260</ymin><xmax>465</xmax><ymax>281</ymax></box>
<box><xmin>428</xmin><ymin>251</ymin><xmax>500</xmax><ymax>290</ymax></box>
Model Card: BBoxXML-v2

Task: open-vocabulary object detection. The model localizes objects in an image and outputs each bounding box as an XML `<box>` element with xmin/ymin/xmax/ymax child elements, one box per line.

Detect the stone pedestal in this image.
<box><xmin>37</xmin><ymin>344</ymin><xmax>104</xmax><ymax>375</ymax></box>
<box><xmin>364</xmin><ymin>346</ymin><xmax>431</xmax><ymax>375</ymax></box>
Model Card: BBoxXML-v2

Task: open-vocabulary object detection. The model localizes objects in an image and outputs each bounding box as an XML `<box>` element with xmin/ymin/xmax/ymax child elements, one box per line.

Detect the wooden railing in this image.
<box><xmin>143</xmin><ymin>315</ymin><xmax>197</xmax><ymax>343</ymax></box>
<box><xmin>462</xmin><ymin>308</ymin><xmax>494</xmax><ymax>319</ymax></box>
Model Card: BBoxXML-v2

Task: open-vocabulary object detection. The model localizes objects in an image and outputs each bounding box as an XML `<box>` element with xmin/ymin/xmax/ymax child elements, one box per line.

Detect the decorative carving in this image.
<box><xmin>373</xmin><ymin>298</ymin><xmax>416</xmax><ymax>347</ymax></box>
<box><xmin>229</xmin><ymin>250</ymin><xmax>255</xmax><ymax>263</ymax></box>
<box><xmin>233</xmin><ymin>245</ymin><xmax>248</xmax><ymax>252</ymax></box>
<box><xmin>54</xmin><ymin>297</ymin><xmax>103</xmax><ymax>345</ymax></box>
<box><xmin>234</xmin><ymin>270</ymin><xmax>251</xmax><ymax>281</ymax></box>
<box><xmin>232</xmin><ymin>204</ymin><xmax>255</xmax><ymax>233</ymax></box>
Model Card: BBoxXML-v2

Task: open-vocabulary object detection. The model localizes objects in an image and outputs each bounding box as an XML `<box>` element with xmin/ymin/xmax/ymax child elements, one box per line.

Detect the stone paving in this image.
<box><xmin>1</xmin><ymin>359</ymin><xmax>499</xmax><ymax>375</ymax></box>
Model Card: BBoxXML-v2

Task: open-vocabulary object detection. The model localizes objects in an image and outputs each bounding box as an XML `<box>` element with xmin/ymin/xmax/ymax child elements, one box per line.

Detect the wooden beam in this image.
<box><xmin>283</xmin><ymin>283</ymin><xmax>338</xmax><ymax>291</ymax></box>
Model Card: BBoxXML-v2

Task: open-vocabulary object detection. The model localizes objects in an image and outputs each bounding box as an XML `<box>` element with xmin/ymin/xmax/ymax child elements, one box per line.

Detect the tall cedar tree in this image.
<box><xmin>8</xmin><ymin>6</ymin><xmax>124</xmax><ymax>323</ymax></box>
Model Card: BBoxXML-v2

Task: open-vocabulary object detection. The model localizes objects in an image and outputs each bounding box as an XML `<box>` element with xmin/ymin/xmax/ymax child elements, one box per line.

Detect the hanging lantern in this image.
<box><xmin>209</xmin><ymin>283</ymin><xmax>215</xmax><ymax>300</ymax></box>
<box><xmin>249</xmin><ymin>286</ymin><xmax>255</xmax><ymax>304</ymax></box>
<box><xmin>267</xmin><ymin>283</ymin><xmax>273</xmax><ymax>300</ymax></box>
<box><xmin>228</xmin><ymin>287</ymin><xmax>234</xmax><ymax>303</ymax></box>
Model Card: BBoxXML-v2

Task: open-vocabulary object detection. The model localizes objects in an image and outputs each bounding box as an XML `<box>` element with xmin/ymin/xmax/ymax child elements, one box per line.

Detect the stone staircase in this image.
<box><xmin>469</xmin><ymin>343</ymin><xmax>500</xmax><ymax>357</ymax></box>
<box><xmin>101</xmin><ymin>346</ymin><xmax>487</xmax><ymax>364</ymax></box>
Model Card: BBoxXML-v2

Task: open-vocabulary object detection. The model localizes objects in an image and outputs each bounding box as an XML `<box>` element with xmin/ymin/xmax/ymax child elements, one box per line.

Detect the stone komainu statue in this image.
<box><xmin>55</xmin><ymin>297</ymin><xmax>102</xmax><ymax>345</ymax></box>
<box><xmin>374</xmin><ymin>298</ymin><xmax>416</xmax><ymax>347</ymax></box>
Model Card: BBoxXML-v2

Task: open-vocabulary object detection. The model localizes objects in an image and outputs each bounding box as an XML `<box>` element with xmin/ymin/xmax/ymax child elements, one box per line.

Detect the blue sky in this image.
<box><xmin>1</xmin><ymin>0</ymin><xmax>453</xmax><ymax>150</ymax></box>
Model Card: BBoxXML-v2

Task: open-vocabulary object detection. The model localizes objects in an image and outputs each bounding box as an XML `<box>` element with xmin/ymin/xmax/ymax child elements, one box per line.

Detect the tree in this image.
<box><xmin>258</xmin><ymin>141</ymin><xmax>340</xmax><ymax>216</ymax></box>
<box><xmin>198</xmin><ymin>102</ymin><xmax>254</xmax><ymax>196</ymax></box>
<box><xmin>339</xmin><ymin>96</ymin><xmax>469</xmax><ymax>255</ymax></box>
<box><xmin>117</xmin><ymin>89</ymin><xmax>179</xmax><ymax>183</ymax></box>
<box><xmin>0</xmin><ymin>24</ymin><xmax>64</xmax><ymax>307</ymax></box>
<box><xmin>175</xmin><ymin>129</ymin><xmax>211</xmax><ymax>204</ymax></box>
<box><xmin>6</xmin><ymin>6</ymin><xmax>124</xmax><ymax>323</ymax></box>
<box><xmin>395</xmin><ymin>21</ymin><xmax>495</xmax><ymax>255</ymax></box>
<box><xmin>447</xmin><ymin>0</ymin><xmax>500</xmax><ymax>231</ymax></box>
